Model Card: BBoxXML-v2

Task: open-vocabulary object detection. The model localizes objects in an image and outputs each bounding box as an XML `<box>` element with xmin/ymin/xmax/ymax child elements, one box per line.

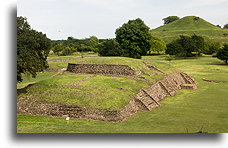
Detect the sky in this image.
<box><xmin>17</xmin><ymin>0</ymin><xmax>227</xmax><ymax>40</ymax></box>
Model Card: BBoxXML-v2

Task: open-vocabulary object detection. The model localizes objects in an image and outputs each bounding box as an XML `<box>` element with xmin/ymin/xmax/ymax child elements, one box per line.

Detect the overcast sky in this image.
<box><xmin>17</xmin><ymin>0</ymin><xmax>227</xmax><ymax>40</ymax></box>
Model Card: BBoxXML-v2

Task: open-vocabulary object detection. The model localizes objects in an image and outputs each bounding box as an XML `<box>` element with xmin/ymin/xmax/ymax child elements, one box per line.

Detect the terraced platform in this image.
<box><xmin>17</xmin><ymin>70</ymin><xmax>196</xmax><ymax>122</ymax></box>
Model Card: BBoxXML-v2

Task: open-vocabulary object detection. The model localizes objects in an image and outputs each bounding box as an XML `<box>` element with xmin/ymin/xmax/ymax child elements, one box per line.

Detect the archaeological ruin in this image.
<box><xmin>17</xmin><ymin>63</ymin><xmax>197</xmax><ymax>122</ymax></box>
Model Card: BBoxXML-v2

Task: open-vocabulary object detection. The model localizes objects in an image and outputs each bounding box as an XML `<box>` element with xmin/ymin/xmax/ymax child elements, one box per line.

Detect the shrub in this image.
<box><xmin>166</xmin><ymin>41</ymin><xmax>184</xmax><ymax>56</ymax></box>
<box><xmin>217</xmin><ymin>44</ymin><xmax>228</xmax><ymax>64</ymax></box>
<box><xmin>162</xmin><ymin>16</ymin><xmax>180</xmax><ymax>24</ymax></box>
<box><xmin>166</xmin><ymin>35</ymin><xmax>205</xmax><ymax>57</ymax></box>
<box><xmin>98</xmin><ymin>39</ymin><xmax>122</xmax><ymax>56</ymax></box>
<box><xmin>203</xmin><ymin>42</ymin><xmax>221</xmax><ymax>54</ymax></box>
<box><xmin>149</xmin><ymin>38</ymin><xmax>166</xmax><ymax>54</ymax></box>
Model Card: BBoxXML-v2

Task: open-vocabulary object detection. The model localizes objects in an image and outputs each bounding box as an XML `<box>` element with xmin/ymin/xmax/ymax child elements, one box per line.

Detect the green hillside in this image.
<box><xmin>151</xmin><ymin>16</ymin><xmax>228</xmax><ymax>44</ymax></box>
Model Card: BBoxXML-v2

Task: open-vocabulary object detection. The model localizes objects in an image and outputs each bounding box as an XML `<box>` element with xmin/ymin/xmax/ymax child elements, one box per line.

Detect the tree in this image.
<box><xmin>223</xmin><ymin>23</ymin><xmax>228</xmax><ymax>29</ymax></box>
<box><xmin>176</xmin><ymin>35</ymin><xmax>195</xmax><ymax>57</ymax></box>
<box><xmin>166</xmin><ymin>41</ymin><xmax>184</xmax><ymax>56</ymax></box>
<box><xmin>166</xmin><ymin>35</ymin><xmax>205</xmax><ymax>57</ymax></box>
<box><xmin>203</xmin><ymin>42</ymin><xmax>221</xmax><ymax>54</ymax></box>
<box><xmin>17</xmin><ymin>16</ymin><xmax>51</xmax><ymax>82</ymax></box>
<box><xmin>162</xmin><ymin>16</ymin><xmax>180</xmax><ymax>25</ymax></box>
<box><xmin>87</xmin><ymin>36</ymin><xmax>99</xmax><ymax>53</ymax></box>
<box><xmin>98</xmin><ymin>39</ymin><xmax>121</xmax><ymax>56</ymax></box>
<box><xmin>52</xmin><ymin>43</ymin><xmax>65</xmax><ymax>55</ymax></box>
<box><xmin>191</xmin><ymin>34</ymin><xmax>205</xmax><ymax>55</ymax></box>
<box><xmin>62</xmin><ymin>46</ymin><xmax>74</xmax><ymax>56</ymax></box>
<box><xmin>115</xmin><ymin>18</ymin><xmax>152</xmax><ymax>58</ymax></box>
<box><xmin>217</xmin><ymin>44</ymin><xmax>228</xmax><ymax>64</ymax></box>
<box><xmin>149</xmin><ymin>38</ymin><xmax>166</xmax><ymax>54</ymax></box>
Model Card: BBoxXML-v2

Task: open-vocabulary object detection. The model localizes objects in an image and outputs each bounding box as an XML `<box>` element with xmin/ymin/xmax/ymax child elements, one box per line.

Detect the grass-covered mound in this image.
<box><xmin>17</xmin><ymin>56</ymin><xmax>166</xmax><ymax>110</ymax></box>
<box><xmin>151</xmin><ymin>16</ymin><xmax>227</xmax><ymax>44</ymax></box>
<box><xmin>18</xmin><ymin>73</ymin><xmax>147</xmax><ymax>109</ymax></box>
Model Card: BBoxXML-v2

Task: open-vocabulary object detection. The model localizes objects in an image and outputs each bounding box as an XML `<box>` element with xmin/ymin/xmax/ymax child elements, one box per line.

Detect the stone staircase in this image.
<box><xmin>135</xmin><ymin>72</ymin><xmax>197</xmax><ymax>111</ymax></box>
<box><xmin>136</xmin><ymin>89</ymin><xmax>161</xmax><ymax>111</ymax></box>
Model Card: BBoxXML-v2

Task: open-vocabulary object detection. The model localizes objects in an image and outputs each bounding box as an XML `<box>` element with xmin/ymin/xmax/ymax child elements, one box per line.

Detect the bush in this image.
<box><xmin>166</xmin><ymin>41</ymin><xmax>184</xmax><ymax>56</ymax></box>
<box><xmin>163</xmin><ymin>16</ymin><xmax>180</xmax><ymax>24</ymax></box>
<box><xmin>62</xmin><ymin>46</ymin><xmax>74</xmax><ymax>56</ymax></box>
<box><xmin>98</xmin><ymin>39</ymin><xmax>122</xmax><ymax>56</ymax></box>
<box><xmin>166</xmin><ymin>35</ymin><xmax>205</xmax><ymax>57</ymax></box>
<box><xmin>217</xmin><ymin>44</ymin><xmax>228</xmax><ymax>64</ymax></box>
<box><xmin>149</xmin><ymin>38</ymin><xmax>166</xmax><ymax>54</ymax></box>
<box><xmin>203</xmin><ymin>42</ymin><xmax>221</xmax><ymax>54</ymax></box>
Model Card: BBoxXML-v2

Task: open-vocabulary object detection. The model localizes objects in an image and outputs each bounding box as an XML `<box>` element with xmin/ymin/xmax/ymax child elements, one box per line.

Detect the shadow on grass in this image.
<box><xmin>208</xmin><ymin>62</ymin><xmax>228</xmax><ymax>66</ymax></box>
<box><xmin>17</xmin><ymin>84</ymin><xmax>35</xmax><ymax>95</ymax></box>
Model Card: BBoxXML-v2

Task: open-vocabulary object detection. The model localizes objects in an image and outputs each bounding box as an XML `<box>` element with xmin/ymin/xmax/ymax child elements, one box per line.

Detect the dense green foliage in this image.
<box><xmin>162</xmin><ymin>16</ymin><xmax>180</xmax><ymax>24</ymax></box>
<box><xmin>17</xmin><ymin>16</ymin><xmax>51</xmax><ymax>82</ymax></box>
<box><xmin>166</xmin><ymin>41</ymin><xmax>183</xmax><ymax>56</ymax></box>
<box><xmin>149</xmin><ymin>38</ymin><xmax>166</xmax><ymax>54</ymax></box>
<box><xmin>217</xmin><ymin>44</ymin><xmax>228</xmax><ymax>64</ymax></box>
<box><xmin>115</xmin><ymin>18</ymin><xmax>152</xmax><ymax>58</ymax></box>
<box><xmin>51</xmin><ymin>36</ymin><xmax>101</xmax><ymax>56</ymax></box>
<box><xmin>98</xmin><ymin>39</ymin><xmax>121</xmax><ymax>56</ymax></box>
<box><xmin>151</xmin><ymin>16</ymin><xmax>228</xmax><ymax>44</ymax></box>
<box><xmin>203</xmin><ymin>42</ymin><xmax>221</xmax><ymax>54</ymax></box>
<box><xmin>51</xmin><ymin>43</ymin><xmax>75</xmax><ymax>56</ymax></box>
<box><xmin>166</xmin><ymin>34</ymin><xmax>205</xmax><ymax>57</ymax></box>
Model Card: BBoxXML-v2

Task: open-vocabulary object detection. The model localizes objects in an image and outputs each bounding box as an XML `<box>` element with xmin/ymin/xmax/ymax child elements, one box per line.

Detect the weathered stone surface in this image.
<box><xmin>67</xmin><ymin>63</ymin><xmax>135</xmax><ymax>76</ymax></box>
<box><xmin>17</xmin><ymin>72</ymin><xmax>196</xmax><ymax>122</ymax></box>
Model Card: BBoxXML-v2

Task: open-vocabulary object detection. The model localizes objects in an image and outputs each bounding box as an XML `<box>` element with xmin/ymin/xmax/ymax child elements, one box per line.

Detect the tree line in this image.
<box><xmin>17</xmin><ymin>16</ymin><xmax>228</xmax><ymax>82</ymax></box>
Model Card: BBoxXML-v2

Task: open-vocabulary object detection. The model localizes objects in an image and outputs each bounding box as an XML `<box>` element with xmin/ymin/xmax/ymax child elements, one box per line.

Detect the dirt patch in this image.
<box><xmin>70</xmin><ymin>75</ymin><xmax>96</xmax><ymax>88</ymax></box>
<box><xmin>17</xmin><ymin>72</ymin><xmax>196</xmax><ymax>122</ymax></box>
<box><xmin>201</xmin><ymin>78</ymin><xmax>227</xmax><ymax>83</ymax></box>
<box><xmin>143</xmin><ymin>62</ymin><xmax>165</xmax><ymax>74</ymax></box>
<box><xmin>43</xmin><ymin>68</ymin><xmax>64</xmax><ymax>72</ymax></box>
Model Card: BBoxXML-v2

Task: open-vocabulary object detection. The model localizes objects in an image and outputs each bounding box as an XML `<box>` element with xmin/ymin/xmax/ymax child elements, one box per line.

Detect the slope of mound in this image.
<box><xmin>17</xmin><ymin>56</ymin><xmax>168</xmax><ymax>110</ymax></box>
<box><xmin>151</xmin><ymin>16</ymin><xmax>227</xmax><ymax>43</ymax></box>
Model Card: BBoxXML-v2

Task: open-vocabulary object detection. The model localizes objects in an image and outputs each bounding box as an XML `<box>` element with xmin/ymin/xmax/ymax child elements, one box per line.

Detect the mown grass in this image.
<box><xmin>17</xmin><ymin>55</ymin><xmax>227</xmax><ymax>133</ymax></box>
<box><xmin>17</xmin><ymin>72</ymin><xmax>57</xmax><ymax>89</ymax></box>
<box><xmin>18</xmin><ymin>73</ymin><xmax>147</xmax><ymax>109</ymax></box>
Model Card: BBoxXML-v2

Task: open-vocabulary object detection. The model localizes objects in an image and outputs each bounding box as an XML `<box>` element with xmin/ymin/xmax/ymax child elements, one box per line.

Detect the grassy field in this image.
<box><xmin>17</xmin><ymin>55</ymin><xmax>227</xmax><ymax>133</ymax></box>
<box><xmin>151</xmin><ymin>16</ymin><xmax>228</xmax><ymax>44</ymax></box>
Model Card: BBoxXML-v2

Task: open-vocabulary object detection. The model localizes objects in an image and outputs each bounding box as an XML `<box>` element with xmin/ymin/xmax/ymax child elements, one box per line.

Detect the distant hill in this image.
<box><xmin>151</xmin><ymin>16</ymin><xmax>227</xmax><ymax>44</ymax></box>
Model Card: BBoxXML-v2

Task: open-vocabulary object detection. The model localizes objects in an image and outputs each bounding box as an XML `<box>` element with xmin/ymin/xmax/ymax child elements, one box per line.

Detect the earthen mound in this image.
<box><xmin>17</xmin><ymin>72</ymin><xmax>197</xmax><ymax>122</ymax></box>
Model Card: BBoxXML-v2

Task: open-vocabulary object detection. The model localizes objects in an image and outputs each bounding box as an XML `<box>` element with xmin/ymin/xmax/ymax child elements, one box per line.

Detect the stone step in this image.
<box><xmin>137</xmin><ymin>89</ymin><xmax>161</xmax><ymax>111</ymax></box>
<box><xmin>180</xmin><ymin>73</ymin><xmax>195</xmax><ymax>84</ymax></box>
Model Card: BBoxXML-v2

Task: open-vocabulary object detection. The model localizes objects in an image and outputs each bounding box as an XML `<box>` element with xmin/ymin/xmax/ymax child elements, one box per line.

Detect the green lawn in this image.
<box><xmin>17</xmin><ymin>55</ymin><xmax>228</xmax><ymax>133</ymax></box>
<box><xmin>18</xmin><ymin>73</ymin><xmax>147</xmax><ymax>109</ymax></box>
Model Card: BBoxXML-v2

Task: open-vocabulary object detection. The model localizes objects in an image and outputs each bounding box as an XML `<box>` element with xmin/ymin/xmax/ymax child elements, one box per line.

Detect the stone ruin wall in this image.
<box><xmin>67</xmin><ymin>63</ymin><xmax>135</xmax><ymax>76</ymax></box>
<box><xmin>17</xmin><ymin>72</ymin><xmax>197</xmax><ymax>122</ymax></box>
